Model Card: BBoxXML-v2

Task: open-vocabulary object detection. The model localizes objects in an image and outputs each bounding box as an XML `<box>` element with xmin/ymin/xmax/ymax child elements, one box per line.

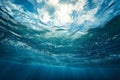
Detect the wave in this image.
<box><xmin>0</xmin><ymin>0</ymin><xmax>120</xmax><ymax>67</ymax></box>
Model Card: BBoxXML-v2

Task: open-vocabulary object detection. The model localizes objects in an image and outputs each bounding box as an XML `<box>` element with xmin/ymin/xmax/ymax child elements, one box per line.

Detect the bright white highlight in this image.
<box><xmin>3</xmin><ymin>0</ymin><xmax>116</xmax><ymax>37</ymax></box>
<box><xmin>54</xmin><ymin>4</ymin><xmax>74</xmax><ymax>26</ymax></box>
<box><xmin>42</xmin><ymin>11</ymin><xmax>51</xmax><ymax>23</ymax></box>
<box><xmin>37</xmin><ymin>0</ymin><xmax>87</xmax><ymax>26</ymax></box>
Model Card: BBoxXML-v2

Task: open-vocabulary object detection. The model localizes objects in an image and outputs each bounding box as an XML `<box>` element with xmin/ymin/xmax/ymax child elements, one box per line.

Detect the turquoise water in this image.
<box><xmin>0</xmin><ymin>0</ymin><xmax>120</xmax><ymax>80</ymax></box>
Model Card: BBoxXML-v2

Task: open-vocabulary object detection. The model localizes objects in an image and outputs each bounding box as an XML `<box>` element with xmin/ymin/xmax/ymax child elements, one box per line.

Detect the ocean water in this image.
<box><xmin>0</xmin><ymin>0</ymin><xmax>120</xmax><ymax>80</ymax></box>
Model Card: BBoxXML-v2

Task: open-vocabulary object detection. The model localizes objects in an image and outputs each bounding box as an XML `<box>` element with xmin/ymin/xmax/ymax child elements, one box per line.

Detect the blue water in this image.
<box><xmin>0</xmin><ymin>60</ymin><xmax>120</xmax><ymax>80</ymax></box>
<box><xmin>0</xmin><ymin>0</ymin><xmax>120</xmax><ymax>80</ymax></box>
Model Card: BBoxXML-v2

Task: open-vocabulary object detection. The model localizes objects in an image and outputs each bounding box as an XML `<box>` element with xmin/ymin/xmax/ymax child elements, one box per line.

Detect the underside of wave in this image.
<box><xmin>0</xmin><ymin>7</ymin><xmax>120</xmax><ymax>67</ymax></box>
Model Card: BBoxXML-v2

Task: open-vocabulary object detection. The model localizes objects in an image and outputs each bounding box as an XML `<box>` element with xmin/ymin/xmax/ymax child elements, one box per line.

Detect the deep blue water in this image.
<box><xmin>0</xmin><ymin>60</ymin><xmax>120</xmax><ymax>80</ymax></box>
<box><xmin>0</xmin><ymin>0</ymin><xmax>120</xmax><ymax>80</ymax></box>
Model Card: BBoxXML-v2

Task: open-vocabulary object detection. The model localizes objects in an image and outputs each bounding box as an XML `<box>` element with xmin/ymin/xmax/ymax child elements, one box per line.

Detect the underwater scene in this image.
<box><xmin>0</xmin><ymin>0</ymin><xmax>120</xmax><ymax>80</ymax></box>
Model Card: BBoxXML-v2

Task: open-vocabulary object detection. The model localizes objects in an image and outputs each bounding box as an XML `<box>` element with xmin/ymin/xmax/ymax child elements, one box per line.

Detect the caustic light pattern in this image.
<box><xmin>0</xmin><ymin>0</ymin><xmax>120</xmax><ymax>67</ymax></box>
